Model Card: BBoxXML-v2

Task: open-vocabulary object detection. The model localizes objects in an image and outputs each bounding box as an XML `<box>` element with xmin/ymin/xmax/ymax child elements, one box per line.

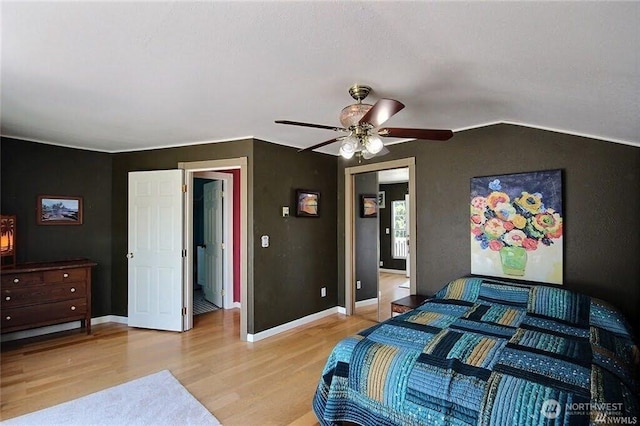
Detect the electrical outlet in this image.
<box><xmin>379</xmin><ymin>261</ymin><xmax>383</xmax><ymax>266</ymax></box>
<box><xmin>356</xmin><ymin>280</ymin><xmax>361</xmax><ymax>289</ymax></box>
<box><xmin>321</xmin><ymin>287</ymin><xmax>326</xmax><ymax>297</ymax></box>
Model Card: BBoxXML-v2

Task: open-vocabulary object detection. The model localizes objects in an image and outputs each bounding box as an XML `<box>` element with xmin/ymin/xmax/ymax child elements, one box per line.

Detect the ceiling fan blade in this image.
<box><xmin>377</xmin><ymin>146</ymin><xmax>390</xmax><ymax>156</ymax></box>
<box><xmin>358</xmin><ymin>99</ymin><xmax>405</xmax><ymax>128</ymax></box>
<box><xmin>379</xmin><ymin>127</ymin><xmax>454</xmax><ymax>141</ymax></box>
<box><xmin>298</xmin><ymin>137</ymin><xmax>343</xmax><ymax>152</ymax></box>
<box><xmin>275</xmin><ymin>120</ymin><xmax>347</xmax><ymax>132</ymax></box>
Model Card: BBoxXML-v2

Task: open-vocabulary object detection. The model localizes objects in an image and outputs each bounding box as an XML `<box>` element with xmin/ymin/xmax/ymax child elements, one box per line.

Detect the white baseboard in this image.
<box><xmin>227</xmin><ymin>302</ymin><xmax>241</xmax><ymax>310</ymax></box>
<box><xmin>2</xmin><ymin>308</ymin><xmax>347</xmax><ymax>344</ymax></box>
<box><xmin>0</xmin><ymin>315</ymin><xmax>128</xmax><ymax>342</ymax></box>
<box><xmin>355</xmin><ymin>298</ymin><xmax>378</xmax><ymax>308</ymax></box>
<box><xmin>379</xmin><ymin>268</ymin><xmax>406</xmax><ymax>275</ymax></box>
<box><xmin>92</xmin><ymin>315</ymin><xmax>128</xmax><ymax>325</ymax></box>
<box><xmin>247</xmin><ymin>306</ymin><xmax>343</xmax><ymax>342</ymax></box>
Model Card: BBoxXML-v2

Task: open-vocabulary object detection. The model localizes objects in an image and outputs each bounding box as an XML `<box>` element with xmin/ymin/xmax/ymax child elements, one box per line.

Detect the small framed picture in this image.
<box><xmin>296</xmin><ymin>189</ymin><xmax>320</xmax><ymax>217</ymax></box>
<box><xmin>360</xmin><ymin>194</ymin><xmax>378</xmax><ymax>218</ymax></box>
<box><xmin>37</xmin><ymin>195</ymin><xmax>83</xmax><ymax>225</ymax></box>
<box><xmin>378</xmin><ymin>191</ymin><xmax>386</xmax><ymax>208</ymax></box>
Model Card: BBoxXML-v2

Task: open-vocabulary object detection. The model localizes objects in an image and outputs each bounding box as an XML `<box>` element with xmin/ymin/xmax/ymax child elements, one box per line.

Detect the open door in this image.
<box><xmin>405</xmin><ymin>193</ymin><xmax>410</xmax><ymax>278</ymax></box>
<box><xmin>203</xmin><ymin>180</ymin><xmax>223</xmax><ymax>307</ymax></box>
<box><xmin>127</xmin><ymin>169</ymin><xmax>184</xmax><ymax>332</ymax></box>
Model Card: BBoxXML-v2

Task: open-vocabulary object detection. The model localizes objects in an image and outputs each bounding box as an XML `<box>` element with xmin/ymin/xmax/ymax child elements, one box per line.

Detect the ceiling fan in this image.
<box><xmin>275</xmin><ymin>84</ymin><xmax>453</xmax><ymax>160</ymax></box>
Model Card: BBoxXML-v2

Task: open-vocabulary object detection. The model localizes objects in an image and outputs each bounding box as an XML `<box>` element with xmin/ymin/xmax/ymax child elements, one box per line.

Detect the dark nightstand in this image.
<box><xmin>391</xmin><ymin>294</ymin><xmax>430</xmax><ymax>316</ymax></box>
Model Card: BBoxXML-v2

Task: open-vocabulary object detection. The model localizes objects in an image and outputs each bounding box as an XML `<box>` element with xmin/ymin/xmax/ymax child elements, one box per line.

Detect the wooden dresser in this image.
<box><xmin>1</xmin><ymin>259</ymin><xmax>97</xmax><ymax>335</ymax></box>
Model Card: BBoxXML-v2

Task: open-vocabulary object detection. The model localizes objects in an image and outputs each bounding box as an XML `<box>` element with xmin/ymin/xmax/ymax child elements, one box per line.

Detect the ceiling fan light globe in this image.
<box><xmin>366</xmin><ymin>135</ymin><xmax>384</xmax><ymax>154</ymax></box>
<box><xmin>339</xmin><ymin>136</ymin><xmax>357</xmax><ymax>159</ymax></box>
<box><xmin>339</xmin><ymin>103</ymin><xmax>372</xmax><ymax>128</ymax></box>
<box><xmin>342</xmin><ymin>135</ymin><xmax>358</xmax><ymax>150</ymax></box>
<box><xmin>361</xmin><ymin>149</ymin><xmax>375</xmax><ymax>160</ymax></box>
<box><xmin>339</xmin><ymin>145</ymin><xmax>355</xmax><ymax>159</ymax></box>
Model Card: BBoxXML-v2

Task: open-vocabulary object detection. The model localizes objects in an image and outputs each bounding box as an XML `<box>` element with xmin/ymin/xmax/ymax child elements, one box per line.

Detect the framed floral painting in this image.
<box><xmin>470</xmin><ymin>170</ymin><xmax>563</xmax><ymax>284</ymax></box>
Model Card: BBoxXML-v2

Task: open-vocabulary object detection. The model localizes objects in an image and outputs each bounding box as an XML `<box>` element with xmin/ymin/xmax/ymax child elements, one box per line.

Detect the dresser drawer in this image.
<box><xmin>44</xmin><ymin>268</ymin><xmax>87</xmax><ymax>283</ymax></box>
<box><xmin>2</xmin><ymin>281</ymin><xmax>87</xmax><ymax>308</ymax></box>
<box><xmin>2</xmin><ymin>298</ymin><xmax>87</xmax><ymax>331</ymax></box>
<box><xmin>1</xmin><ymin>272</ymin><xmax>44</xmax><ymax>288</ymax></box>
<box><xmin>1</xmin><ymin>259</ymin><xmax>96</xmax><ymax>336</ymax></box>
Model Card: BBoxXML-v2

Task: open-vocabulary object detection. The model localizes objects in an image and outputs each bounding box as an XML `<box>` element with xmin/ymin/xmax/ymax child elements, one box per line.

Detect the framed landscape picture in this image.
<box><xmin>37</xmin><ymin>195</ymin><xmax>83</xmax><ymax>225</ymax></box>
<box><xmin>360</xmin><ymin>194</ymin><xmax>378</xmax><ymax>218</ymax></box>
<box><xmin>296</xmin><ymin>189</ymin><xmax>320</xmax><ymax>217</ymax></box>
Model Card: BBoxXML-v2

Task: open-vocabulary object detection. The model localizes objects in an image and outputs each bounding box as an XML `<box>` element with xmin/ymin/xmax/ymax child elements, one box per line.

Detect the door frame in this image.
<box><xmin>344</xmin><ymin>157</ymin><xmax>416</xmax><ymax>316</ymax></box>
<box><xmin>179</xmin><ymin>158</ymin><xmax>248</xmax><ymax>341</ymax></box>
<box><xmin>196</xmin><ymin>172</ymin><xmax>233</xmax><ymax>309</ymax></box>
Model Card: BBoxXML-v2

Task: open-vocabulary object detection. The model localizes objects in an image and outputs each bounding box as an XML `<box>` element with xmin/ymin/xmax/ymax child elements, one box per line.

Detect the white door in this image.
<box><xmin>405</xmin><ymin>193</ymin><xmax>410</xmax><ymax>278</ymax></box>
<box><xmin>203</xmin><ymin>180</ymin><xmax>224</xmax><ymax>307</ymax></box>
<box><xmin>128</xmin><ymin>170</ymin><xmax>184</xmax><ymax>332</ymax></box>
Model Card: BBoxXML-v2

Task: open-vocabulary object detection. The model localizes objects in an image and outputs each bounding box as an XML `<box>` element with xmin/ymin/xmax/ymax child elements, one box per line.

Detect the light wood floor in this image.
<box><xmin>1</xmin><ymin>308</ymin><xmax>376</xmax><ymax>425</ymax></box>
<box><xmin>355</xmin><ymin>271</ymin><xmax>410</xmax><ymax>322</ymax></box>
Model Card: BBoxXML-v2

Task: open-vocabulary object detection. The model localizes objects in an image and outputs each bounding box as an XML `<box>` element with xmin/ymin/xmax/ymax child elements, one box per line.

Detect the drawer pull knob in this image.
<box><xmin>71</xmin><ymin>306</ymin><xmax>76</xmax><ymax>311</ymax></box>
<box><xmin>13</xmin><ymin>278</ymin><xmax>19</xmax><ymax>283</ymax></box>
<box><xmin>63</xmin><ymin>273</ymin><xmax>69</xmax><ymax>278</ymax></box>
<box><xmin>5</xmin><ymin>316</ymin><xmax>10</xmax><ymax>321</ymax></box>
<box><xmin>70</xmin><ymin>288</ymin><xmax>76</xmax><ymax>292</ymax></box>
<box><xmin>5</xmin><ymin>296</ymin><xmax>10</xmax><ymax>301</ymax></box>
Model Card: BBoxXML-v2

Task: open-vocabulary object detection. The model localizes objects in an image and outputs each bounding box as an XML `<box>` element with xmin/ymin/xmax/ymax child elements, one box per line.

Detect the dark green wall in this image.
<box><xmin>0</xmin><ymin>138</ymin><xmax>113</xmax><ymax>317</ymax></box>
<box><xmin>252</xmin><ymin>140</ymin><xmax>337</xmax><ymax>332</ymax></box>
<box><xmin>337</xmin><ymin>124</ymin><xmax>640</xmax><ymax>327</ymax></box>
<box><xmin>3</xmin><ymin>123</ymin><xmax>639</xmax><ymax>333</ymax></box>
<box><xmin>379</xmin><ymin>182</ymin><xmax>409</xmax><ymax>271</ymax></box>
<box><xmin>110</xmin><ymin>140</ymin><xmax>255</xmax><ymax>324</ymax></box>
<box><xmin>354</xmin><ymin>173</ymin><xmax>378</xmax><ymax>301</ymax></box>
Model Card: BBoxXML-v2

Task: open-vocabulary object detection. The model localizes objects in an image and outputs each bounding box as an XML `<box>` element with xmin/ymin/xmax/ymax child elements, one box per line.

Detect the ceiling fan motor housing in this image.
<box><xmin>348</xmin><ymin>84</ymin><xmax>371</xmax><ymax>102</ymax></box>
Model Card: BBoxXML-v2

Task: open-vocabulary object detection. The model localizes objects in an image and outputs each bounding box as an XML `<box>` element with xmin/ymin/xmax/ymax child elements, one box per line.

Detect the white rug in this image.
<box><xmin>2</xmin><ymin>370</ymin><xmax>221</xmax><ymax>425</ymax></box>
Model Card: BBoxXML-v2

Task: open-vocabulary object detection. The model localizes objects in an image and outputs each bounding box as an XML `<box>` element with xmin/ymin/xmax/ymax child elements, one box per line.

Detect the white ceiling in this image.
<box><xmin>379</xmin><ymin>168</ymin><xmax>409</xmax><ymax>184</ymax></box>
<box><xmin>1</xmin><ymin>1</ymin><xmax>638</xmax><ymax>154</ymax></box>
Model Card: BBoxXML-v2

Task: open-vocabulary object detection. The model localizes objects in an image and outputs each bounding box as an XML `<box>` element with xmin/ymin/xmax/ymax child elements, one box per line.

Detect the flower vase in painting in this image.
<box><xmin>470</xmin><ymin>170</ymin><xmax>563</xmax><ymax>284</ymax></box>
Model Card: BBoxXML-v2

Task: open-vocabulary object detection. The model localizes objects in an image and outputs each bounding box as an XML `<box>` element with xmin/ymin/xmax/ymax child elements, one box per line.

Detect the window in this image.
<box><xmin>392</xmin><ymin>200</ymin><xmax>407</xmax><ymax>259</ymax></box>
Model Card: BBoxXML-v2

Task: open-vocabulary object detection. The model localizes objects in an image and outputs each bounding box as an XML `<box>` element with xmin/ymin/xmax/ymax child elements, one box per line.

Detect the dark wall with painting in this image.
<box><xmin>0</xmin><ymin>138</ymin><xmax>113</xmax><ymax>317</ymax></box>
<box><xmin>354</xmin><ymin>173</ymin><xmax>378</xmax><ymax>302</ymax></box>
<box><xmin>110</xmin><ymin>139</ymin><xmax>255</xmax><ymax>325</ymax></box>
<box><xmin>1</xmin><ymin>136</ymin><xmax>337</xmax><ymax>336</ymax></box>
<box><xmin>3</xmin><ymin>122</ymin><xmax>639</xmax><ymax>335</ymax></box>
<box><xmin>379</xmin><ymin>182</ymin><xmax>408</xmax><ymax>271</ymax></box>
<box><xmin>337</xmin><ymin>124</ymin><xmax>640</xmax><ymax>328</ymax></box>
<box><xmin>251</xmin><ymin>140</ymin><xmax>337</xmax><ymax>332</ymax></box>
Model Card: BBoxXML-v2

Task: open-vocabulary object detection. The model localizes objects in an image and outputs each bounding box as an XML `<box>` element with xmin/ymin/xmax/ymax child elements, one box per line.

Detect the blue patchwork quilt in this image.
<box><xmin>313</xmin><ymin>277</ymin><xmax>639</xmax><ymax>425</ymax></box>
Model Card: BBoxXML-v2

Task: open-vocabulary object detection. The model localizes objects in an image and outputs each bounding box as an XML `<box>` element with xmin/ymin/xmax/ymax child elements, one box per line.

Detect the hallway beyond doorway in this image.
<box><xmin>356</xmin><ymin>271</ymin><xmax>409</xmax><ymax>323</ymax></box>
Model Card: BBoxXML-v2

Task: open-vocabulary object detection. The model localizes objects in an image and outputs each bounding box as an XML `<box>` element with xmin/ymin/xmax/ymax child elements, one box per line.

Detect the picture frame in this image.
<box><xmin>37</xmin><ymin>195</ymin><xmax>83</xmax><ymax>225</ymax></box>
<box><xmin>378</xmin><ymin>191</ymin><xmax>385</xmax><ymax>208</ymax></box>
<box><xmin>296</xmin><ymin>189</ymin><xmax>320</xmax><ymax>217</ymax></box>
<box><xmin>470</xmin><ymin>169</ymin><xmax>563</xmax><ymax>284</ymax></box>
<box><xmin>360</xmin><ymin>194</ymin><xmax>378</xmax><ymax>218</ymax></box>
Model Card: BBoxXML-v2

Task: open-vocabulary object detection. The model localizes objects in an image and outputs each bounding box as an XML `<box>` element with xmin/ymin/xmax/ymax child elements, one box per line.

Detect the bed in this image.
<box><xmin>313</xmin><ymin>276</ymin><xmax>639</xmax><ymax>425</ymax></box>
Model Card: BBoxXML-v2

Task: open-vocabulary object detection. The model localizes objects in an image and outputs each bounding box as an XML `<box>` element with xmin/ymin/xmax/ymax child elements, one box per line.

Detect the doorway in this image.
<box><xmin>377</xmin><ymin>168</ymin><xmax>410</xmax><ymax>321</ymax></box>
<box><xmin>180</xmin><ymin>158</ymin><xmax>248</xmax><ymax>341</ymax></box>
<box><xmin>353</xmin><ymin>167</ymin><xmax>411</xmax><ymax>322</ymax></box>
<box><xmin>345</xmin><ymin>158</ymin><xmax>416</xmax><ymax>318</ymax></box>
<box><xmin>192</xmin><ymin>174</ymin><xmax>232</xmax><ymax>315</ymax></box>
